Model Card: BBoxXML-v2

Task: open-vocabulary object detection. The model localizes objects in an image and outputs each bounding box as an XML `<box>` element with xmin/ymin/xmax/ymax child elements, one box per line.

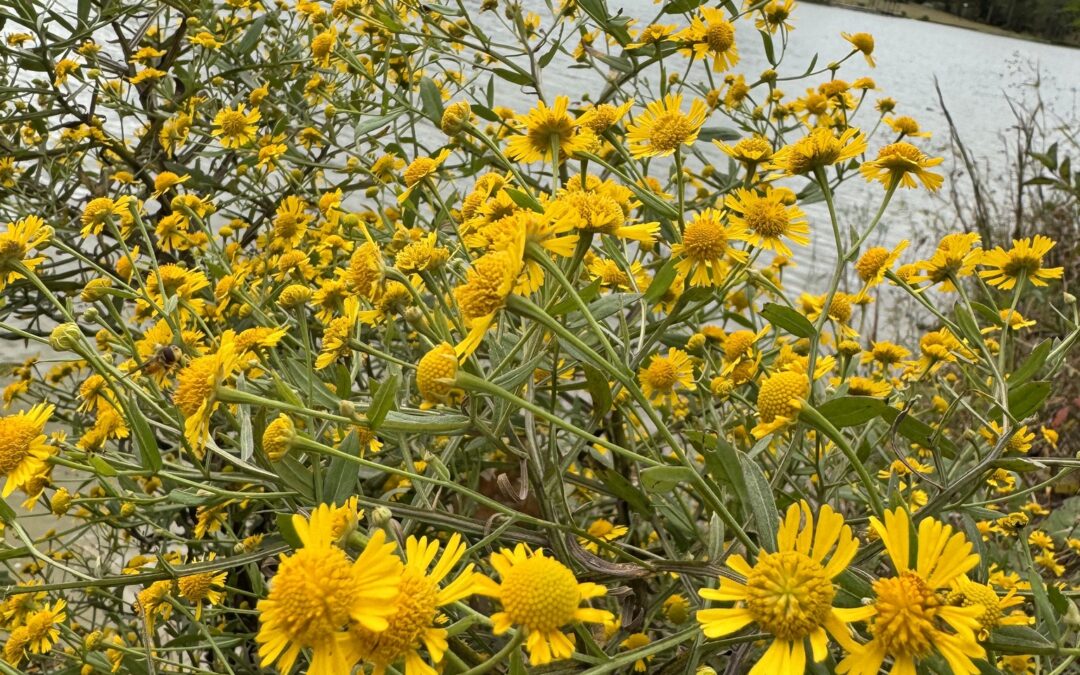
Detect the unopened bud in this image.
<box><xmin>369</xmin><ymin>505</ymin><xmax>392</xmax><ymax>528</ymax></box>
<box><xmin>49</xmin><ymin>323</ymin><xmax>83</xmax><ymax>351</ymax></box>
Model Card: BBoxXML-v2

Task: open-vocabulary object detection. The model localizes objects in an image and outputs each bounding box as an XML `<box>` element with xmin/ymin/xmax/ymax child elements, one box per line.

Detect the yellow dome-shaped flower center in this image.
<box><xmin>682</xmin><ymin>216</ymin><xmax>729</xmax><ymax>261</ymax></box>
<box><xmin>826</xmin><ymin>293</ymin><xmax>853</xmax><ymax>323</ymax></box>
<box><xmin>526</xmin><ymin>115</ymin><xmax>575</xmax><ymax>149</ymax></box>
<box><xmin>648</xmin><ymin>112</ymin><xmax>694</xmax><ymax>153</ymax></box>
<box><xmin>404</xmin><ymin>158</ymin><xmax>437</xmax><ymax>187</ymax></box>
<box><xmin>947</xmin><ymin>580</ymin><xmax>1002</xmax><ymax>632</ymax></box>
<box><xmin>265</xmin><ymin>547</ymin><xmax>362</xmax><ymax>646</ymax></box>
<box><xmin>174</xmin><ymin>355</ymin><xmax>217</xmax><ymax>417</ymax></box>
<box><xmin>0</xmin><ymin>415</ymin><xmax>38</xmax><ymax>473</ymax></box>
<box><xmin>757</xmin><ymin>370</ymin><xmax>808</xmax><ymax>424</ymax></box>
<box><xmin>732</xmin><ymin>137</ymin><xmax>771</xmax><ymax>161</ymax></box>
<box><xmin>723</xmin><ymin>330</ymin><xmax>756</xmax><ymax>361</ymax></box>
<box><xmin>744</xmin><ymin>551</ymin><xmax>834</xmax><ymax>641</ymax></box>
<box><xmin>870</xmin><ymin>571</ymin><xmax>940</xmax><ymax>658</ymax></box>
<box><xmin>218</xmin><ymin>111</ymin><xmax>249</xmax><ymax>136</ymax></box>
<box><xmin>567</xmin><ymin>192</ymin><xmax>625</xmax><ymax>232</ymax></box>
<box><xmin>417</xmin><ymin>343</ymin><xmax>459</xmax><ymax>401</ymax></box>
<box><xmin>178</xmin><ymin>572</ymin><xmax>216</xmax><ymax>603</ymax></box>
<box><xmin>455</xmin><ymin>255</ymin><xmax>514</xmax><ymax>320</ymax></box>
<box><xmin>311</xmin><ymin>32</ymin><xmax>334</xmax><ymax>61</ymax></box>
<box><xmin>856</xmin><ymin>247</ymin><xmax>890</xmax><ymax>282</ymax></box>
<box><xmin>354</xmin><ymin>568</ymin><xmax>439</xmax><ymax>664</ymax></box>
<box><xmin>500</xmin><ymin>555</ymin><xmax>580</xmax><ymax>632</ymax></box>
<box><xmin>642</xmin><ymin>358</ymin><xmax>679</xmax><ymax>393</ymax></box>
<box><xmin>1001</xmin><ymin>252</ymin><xmax>1043</xmax><ymax>277</ymax></box>
<box><xmin>742</xmin><ymin>198</ymin><xmax>789</xmax><ymax>238</ymax></box>
<box><xmin>704</xmin><ymin>22</ymin><xmax>734</xmax><ymax>53</ymax></box>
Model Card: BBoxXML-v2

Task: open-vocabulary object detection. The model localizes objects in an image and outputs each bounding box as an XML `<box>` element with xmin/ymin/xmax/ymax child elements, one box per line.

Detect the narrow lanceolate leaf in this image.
<box><xmin>739</xmin><ymin>454</ymin><xmax>779</xmax><ymax>551</ymax></box>
<box><xmin>760</xmin><ymin>303</ymin><xmax>815</xmax><ymax>338</ymax></box>
<box><xmin>816</xmin><ymin>396</ymin><xmax>889</xmax><ymax>428</ymax></box>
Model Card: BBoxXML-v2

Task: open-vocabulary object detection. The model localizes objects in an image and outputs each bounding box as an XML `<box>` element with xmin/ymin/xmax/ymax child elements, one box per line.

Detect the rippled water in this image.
<box><xmin>468</xmin><ymin>1</ymin><xmax>1080</xmax><ymax>290</ymax></box>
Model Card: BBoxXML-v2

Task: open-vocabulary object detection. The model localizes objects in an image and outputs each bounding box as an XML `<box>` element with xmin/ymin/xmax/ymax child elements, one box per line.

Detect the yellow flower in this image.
<box><xmin>855</xmin><ymin>240</ymin><xmax>908</xmax><ymax>290</ymax></box>
<box><xmin>946</xmin><ymin>575</ymin><xmax>1028</xmax><ymax>640</ymax></box>
<box><xmin>713</xmin><ymin>135</ymin><xmax>773</xmax><ymax>166</ymax></box>
<box><xmin>548</xmin><ymin>175</ymin><xmax>659</xmax><ymax>243</ymax></box>
<box><xmin>505</xmin><ymin>96</ymin><xmax>584</xmax><ymax>164</ymax></box>
<box><xmin>910</xmin><ymin>232</ymin><xmax>982</xmax><ymax>291</ymax></box>
<box><xmin>675</xmin><ymin>7</ymin><xmax>739</xmax><ymax>72</ymax></box>
<box><xmin>577</xmin><ymin>99</ymin><xmax>634</xmax><ymax>133</ymax></box>
<box><xmin>453</xmin><ymin>250</ymin><xmax>522</xmax><ymax>358</ymax></box>
<box><xmin>152</xmin><ymin>171</ymin><xmax>190</xmax><ymax>197</ymax></box>
<box><xmin>350</xmin><ymin>533</ymin><xmax>479</xmax><ymax>675</ymax></box>
<box><xmin>698</xmin><ymin>502</ymin><xmax>862</xmax><ymax>672</ymax></box>
<box><xmin>755</xmin><ymin>0</ymin><xmax>796</xmax><ymax>33</ymax></box>
<box><xmin>416</xmin><ymin>343</ymin><xmax>462</xmax><ymax>409</ymax></box>
<box><xmin>178</xmin><ymin>557</ymin><xmax>227</xmax><ymax>620</ymax></box>
<box><xmin>837</xmin><ymin>508</ymin><xmax>984</xmax><ymax>675</ymax></box>
<box><xmin>842</xmin><ymin>31</ymin><xmax>876</xmax><ymax>67</ymax></box>
<box><xmin>395</xmin><ymin>233</ymin><xmax>449</xmax><ymax>273</ymax></box>
<box><xmin>0</xmin><ymin>215</ymin><xmax>52</xmax><ymax>290</ymax></box>
<box><xmin>724</xmin><ymin>187</ymin><xmax>808</xmax><ymax>257</ymax></box>
<box><xmin>316</xmin><ymin>297</ymin><xmax>359</xmax><ymax>370</ymax></box>
<box><xmin>627</xmin><ymin>24</ymin><xmax>676</xmax><ymax>49</ymax></box>
<box><xmin>672</xmin><ymin>208</ymin><xmax>749</xmax><ymax>287</ymax></box>
<box><xmin>475</xmin><ymin>545</ymin><xmax>613</xmax><ymax>666</ymax></box>
<box><xmin>769</xmin><ymin>127</ymin><xmax>867</xmax><ymax>175</ymax></box>
<box><xmin>620</xmin><ymin>632</ymin><xmax>653</xmax><ymax>672</ymax></box>
<box><xmin>978</xmin><ymin>235</ymin><xmax>1063</xmax><ymax>290</ymax></box>
<box><xmin>979</xmin><ymin>420</ymin><xmax>1034</xmax><ymax>455</ymax></box>
<box><xmin>21</xmin><ymin>598</ymin><xmax>65</xmax><ymax>657</ymax></box>
<box><xmin>0</xmin><ymin>403</ymin><xmax>56</xmax><ymax>498</ymax></box>
<box><xmin>262</xmin><ymin>414</ymin><xmax>296</xmax><ymax>461</ymax></box>
<box><xmin>311</xmin><ymin>26</ymin><xmax>337</xmax><ymax>67</ymax></box>
<box><xmin>626</xmin><ymin>94</ymin><xmax>708</xmax><ymax>158</ymax></box>
<box><xmin>271</xmin><ymin>195</ymin><xmax>312</xmax><ymax>250</ymax></box>
<box><xmin>752</xmin><ymin>369</ymin><xmax>808</xmax><ymax>438</ymax></box>
<box><xmin>860</xmin><ymin>142</ymin><xmax>943</xmax><ymax>191</ymax></box>
<box><xmin>581</xmin><ymin>519</ymin><xmax>629</xmax><ymax>553</ymax></box>
<box><xmin>81</xmin><ymin>195</ymin><xmax>134</xmax><ymax>237</ymax></box>
<box><xmin>885</xmin><ymin>115</ymin><xmax>931</xmax><ymax>138</ymax></box>
<box><xmin>639</xmin><ymin>348</ymin><xmax>696</xmax><ymax>406</ymax></box>
<box><xmin>398</xmin><ymin>148</ymin><xmax>452</xmax><ymax>203</ymax></box>
<box><xmin>256</xmin><ymin>505</ymin><xmax>402</xmax><ymax>675</ymax></box>
<box><xmin>212</xmin><ymin>104</ymin><xmax>260</xmax><ymax>148</ymax></box>
<box><xmin>173</xmin><ymin>331</ymin><xmax>240</xmax><ymax>450</ymax></box>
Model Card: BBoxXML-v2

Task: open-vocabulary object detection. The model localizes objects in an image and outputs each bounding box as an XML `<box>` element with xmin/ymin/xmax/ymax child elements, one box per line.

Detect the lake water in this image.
<box><xmin>466</xmin><ymin>0</ymin><xmax>1080</xmax><ymax>293</ymax></box>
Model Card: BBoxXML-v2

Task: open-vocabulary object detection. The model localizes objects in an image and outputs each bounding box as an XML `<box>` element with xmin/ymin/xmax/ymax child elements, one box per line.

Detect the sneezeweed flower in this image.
<box><xmin>842</xmin><ymin>31</ymin><xmax>876</xmax><ymax>66</ymax></box>
<box><xmin>262</xmin><ymin>414</ymin><xmax>297</xmax><ymax>461</ymax></box>
<box><xmin>0</xmin><ymin>403</ymin><xmax>56</xmax><ymax>498</ymax></box>
<box><xmin>212</xmin><ymin>104</ymin><xmax>260</xmax><ymax>148</ymax></box>
<box><xmin>724</xmin><ymin>187</ymin><xmax>809</xmax><ymax>257</ymax></box>
<box><xmin>620</xmin><ymin>633</ymin><xmax>653</xmax><ymax>672</ymax></box>
<box><xmin>453</xmin><ymin>250</ymin><xmax>522</xmax><ymax>358</ymax></box>
<box><xmin>676</xmin><ymin>8</ymin><xmax>739</xmax><ymax>72</ymax></box>
<box><xmin>416</xmin><ymin>343</ymin><xmax>462</xmax><ymax>409</ymax></box>
<box><xmin>946</xmin><ymin>575</ymin><xmax>1028</xmax><ymax>640</ymax></box>
<box><xmin>173</xmin><ymin>331</ymin><xmax>240</xmax><ymax>450</ymax></box>
<box><xmin>885</xmin><ymin>115</ymin><xmax>932</xmax><ymax>138</ymax></box>
<box><xmin>855</xmin><ymin>240</ymin><xmax>908</xmax><ymax>290</ymax></box>
<box><xmin>0</xmin><ymin>215</ymin><xmax>52</xmax><ymax>290</ymax></box>
<box><xmin>698</xmin><ymin>501</ymin><xmax>862</xmax><ymax>672</ymax></box>
<box><xmin>580</xmin><ymin>519</ymin><xmax>629</xmax><ymax>554</ymax></box>
<box><xmin>256</xmin><ymin>503</ymin><xmax>402</xmax><ymax>675</ymax></box>
<box><xmin>860</xmin><ymin>142</ymin><xmax>944</xmax><ymax>191</ymax></box>
<box><xmin>755</xmin><ymin>0</ymin><xmax>796</xmax><ymax>33</ymax></box>
<box><xmin>671</xmin><ymin>208</ymin><xmax>749</xmax><ymax>287</ymax></box>
<box><xmin>978</xmin><ymin>235</ymin><xmax>1063</xmax><ymax>290</ymax></box>
<box><xmin>910</xmin><ymin>232</ymin><xmax>982</xmax><ymax>291</ymax></box>
<box><xmin>178</xmin><ymin>557</ymin><xmax>227</xmax><ymax>620</ymax></box>
<box><xmin>752</xmin><ymin>369</ymin><xmax>809</xmax><ymax>438</ymax></box>
<box><xmin>576</xmin><ymin>99</ymin><xmax>634</xmax><ymax>133</ymax></box>
<box><xmin>349</xmin><ymin>534</ymin><xmax>479</xmax><ymax>675</ymax></box>
<box><xmin>81</xmin><ymin>195</ymin><xmax>134</xmax><ymax>238</ymax></box>
<box><xmin>310</xmin><ymin>26</ymin><xmax>337</xmax><ymax>67</ymax></box>
<box><xmin>505</xmin><ymin>96</ymin><xmax>584</xmax><ymax>163</ymax></box>
<box><xmin>639</xmin><ymin>348</ymin><xmax>696</xmax><ymax>406</ymax></box>
<box><xmin>398</xmin><ymin>149</ymin><xmax>452</xmax><ymax>203</ymax></box>
<box><xmin>626</xmin><ymin>94</ymin><xmax>709</xmax><ymax>158</ymax></box>
<box><xmin>769</xmin><ymin>127</ymin><xmax>867</xmax><ymax>176</ymax></box>
<box><xmin>837</xmin><ymin>508</ymin><xmax>984</xmax><ymax>675</ymax></box>
<box><xmin>475</xmin><ymin>545</ymin><xmax>613</xmax><ymax>666</ymax></box>
<box><xmin>20</xmin><ymin>598</ymin><xmax>66</xmax><ymax>657</ymax></box>
<box><xmin>626</xmin><ymin>23</ymin><xmax>676</xmax><ymax>49</ymax></box>
<box><xmin>271</xmin><ymin>196</ymin><xmax>312</xmax><ymax>250</ymax></box>
<box><xmin>713</xmin><ymin>135</ymin><xmax>773</xmax><ymax>169</ymax></box>
<box><xmin>979</xmin><ymin>420</ymin><xmax>1034</xmax><ymax>455</ymax></box>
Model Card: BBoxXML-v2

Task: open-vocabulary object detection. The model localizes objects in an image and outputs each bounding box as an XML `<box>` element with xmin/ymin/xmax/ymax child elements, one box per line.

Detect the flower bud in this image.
<box><xmin>49</xmin><ymin>323</ymin><xmax>83</xmax><ymax>351</ymax></box>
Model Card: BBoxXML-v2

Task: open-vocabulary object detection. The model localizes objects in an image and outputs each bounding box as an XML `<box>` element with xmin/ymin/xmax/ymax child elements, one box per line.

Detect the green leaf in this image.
<box><xmin>988</xmin><ymin>457</ymin><xmax>1042</xmax><ymax>472</ymax></box>
<box><xmin>760</xmin><ymin>302</ymin><xmax>815</xmax><ymax>338</ymax></box>
<box><xmin>76</xmin><ymin>0</ymin><xmax>90</xmax><ymax>25</ymax></box>
<box><xmin>324</xmin><ymin>431</ymin><xmax>360</xmax><ymax>506</ymax></box>
<box><xmin>127</xmin><ymin>394</ymin><xmax>161</xmax><ymax>472</ymax></box>
<box><xmin>276</xmin><ymin>513</ymin><xmax>302</xmax><ymax>549</ymax></box>
<box><xmin>550</xmin><ymin>278</ymin><xmax>601</xmax><ymax>316</ymax></box>
<box><xmin>760</xmin><ymin>29</ymin><xmax>777</xmax><ymax>65</ymax></box>
<box><xmin>1047</xmin><ymin>585</ymin><xmax>1070</xmax><ymax>615</ymax></box>
<box><xmin>1007</xmin><ymin>380</ymin><xmax>1051</xmax><ymax>420</ymax></box>
<box><xmin>0</xmin><ymin>498</ymin><xmax>16</xmax><ymax>525</ymax></box>
<box><xmin>1026</xmin><ymin>565</ymin><xmax>1061</xmax><ymax>642</ymax></box>
<box><xmin>166</xmin><ymin>490</ymin><xmax>211</xmax><ymax>506</ymax></box>
<box><xmin>366</xmin><ymin>366</ymin><xmax>401</xmax><ymax>430</ymax></box>
<box><xmin>90</xmin><ymin>456</ymin><xmax>117</xmax><ymax>477</ymax></box>
<box><xmin>1008</xmin><ymin>340</ymin><xmax>1050</xmax><ymax>388</ymax></box>
<box><xmin>971</xmin><ymin>301</ymin><xmax>1003</xmax><ymax>327</ymax></box>
<box><xmin>354</xmin><ymin>108</ymin><xmax>405</xmax><ymax>136</ymax></box>
<box><xmin>236</xmin><ymin>16</ymin><xmax>267</xmax><ymax>55</ymax></box>
<box><xmin>504</xmin><ymin>187</ymin><xmax>544</xmax><ymax>213</ymax></box>
<box><xmin>817</xmin><ymin>396</ymin><xmax>889</xmax><ymax>428</ymax></box>
<box><xmin>582</xmin><ymin>365</ymin><xmax>612</xmax><ymax>420</ymax></box>
<box><xmin>418</xmin><ymin>77</ymin><xmax>444</xmax><ymax>125</ymax></box>
<box><xmin>952</xmin><ymin>301</ymin><xmax>984</xmax><ymax>349</ymax></box>
<box><xmin>662</xmin><ymin>0</ymin><xmax>706</xmax><ymax>14</ymax></box>
<box><xmin>988</xmin><ymin>625</ymin><xmax>1055</xmax><ymax>654</ymax></box>
<box><xmin>639</xmin><ymin>465</ymin><xmax>696</xmax><ymax>494</ymax></box>
<box><xmin>644</xmin><ymin>258</ymin><xmax>678</xmax><ymax>304</ymax></box>
<box><xmin>601</xmin><ymin>469</ymin><xmax>652</xmax><ymax>517</ymax></box>
<box><xmin>492</xmin><ymin>67</ymin><xmax>533</xmax><ymax>87</ymax></box>
<box><xmin>739</xmin><ymin>454</ymin><xmax>778</xmax><ymax>551</ymax></box>
<box><xmin>696</xmin><ymin>126</ymin><xmax>741</xmax><ymax>143</ymax></box>
<box><xmin>881</xmin><ymin>407</ymin><xmax>959</xmax><ymax>457</ymax></box>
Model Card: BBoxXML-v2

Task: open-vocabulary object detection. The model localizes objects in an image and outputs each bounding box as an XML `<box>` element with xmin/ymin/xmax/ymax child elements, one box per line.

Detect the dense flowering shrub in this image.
<box><xmin>0</xmin><ymin>0</ymin><xmax>1077</xmax><ymax>673</ymax></box>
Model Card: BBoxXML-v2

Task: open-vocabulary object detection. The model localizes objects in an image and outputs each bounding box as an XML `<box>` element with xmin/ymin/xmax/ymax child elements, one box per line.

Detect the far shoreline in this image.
<box><xmin>804</xmin><ymin>0</ymin><xmax>1080</xmax><ymax>48</ymax></box>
